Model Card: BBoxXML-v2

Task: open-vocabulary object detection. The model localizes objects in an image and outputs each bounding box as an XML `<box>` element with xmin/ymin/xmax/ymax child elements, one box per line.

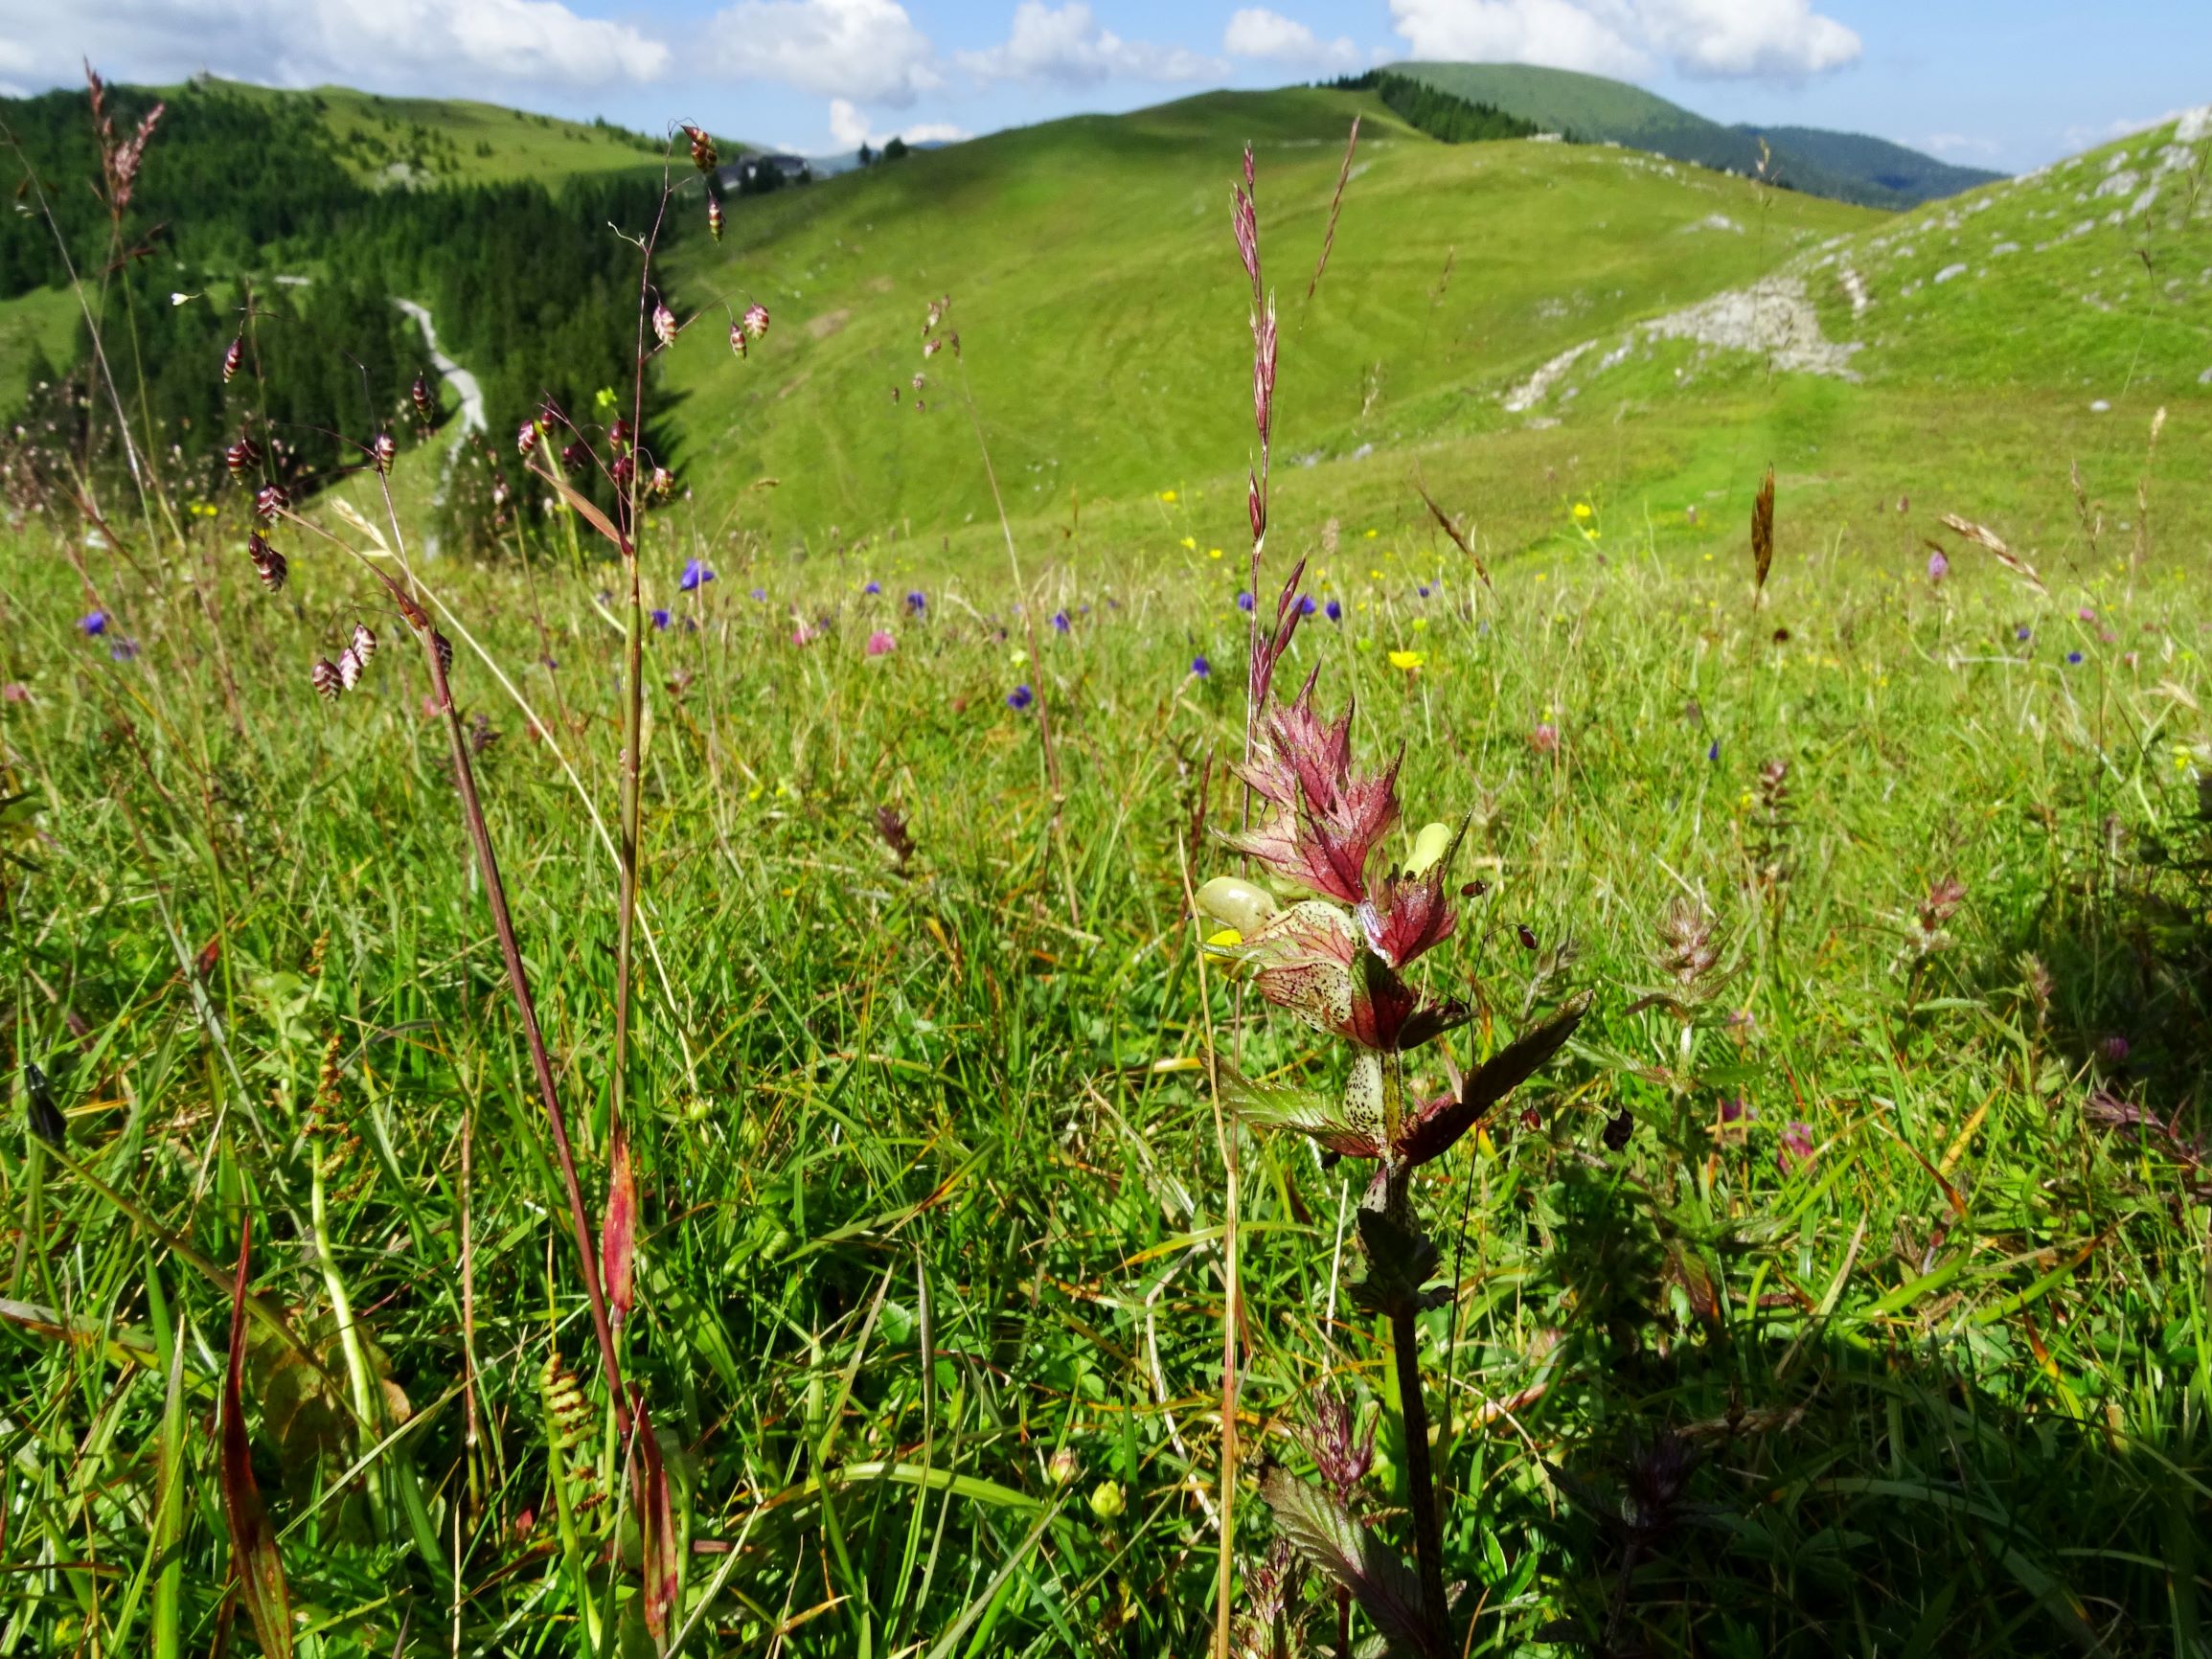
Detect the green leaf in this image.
<box><xmin>1260</xmin><ymin>1468</ymin><xmax>1445</xmax><ymax>1657</ymax></box>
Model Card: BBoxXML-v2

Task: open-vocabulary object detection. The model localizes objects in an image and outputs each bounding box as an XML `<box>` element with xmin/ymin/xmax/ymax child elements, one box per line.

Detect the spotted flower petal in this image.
<box><xmin>1224</xmin><ymin>1063</ymin><xmax>1383</xmax><ymax>1159</ymax></box>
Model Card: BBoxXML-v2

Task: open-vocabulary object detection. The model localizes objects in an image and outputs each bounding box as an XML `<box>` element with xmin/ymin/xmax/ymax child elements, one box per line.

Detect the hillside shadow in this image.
<box><xmin>1479</xmin><ymin>1158</ymin><xmax>2208</xmax><ymax>1659</ymax></box>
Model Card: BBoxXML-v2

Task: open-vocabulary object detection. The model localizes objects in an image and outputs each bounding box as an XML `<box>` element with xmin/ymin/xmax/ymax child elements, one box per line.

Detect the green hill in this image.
<box><xmin>1389</xmin><ymin>61</ymin><xmax>2001</xmax><ymax>208</ymax></box>
<box><xmin>182</xmin><ymin>78</ymin><xmax>692</xmax><ymax>187</ymax></box>
<box><xmin>658</xmin><ymin>85</ymin><xmax>1874</xmax><ymax>541</ymax></box>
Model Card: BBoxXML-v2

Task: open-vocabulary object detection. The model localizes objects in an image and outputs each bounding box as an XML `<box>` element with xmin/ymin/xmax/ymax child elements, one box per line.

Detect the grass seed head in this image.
<box><xmin>222</xmin><ymin>336</ymin><xmax>243</xmax><ymax>384</ymax></box>
<box><xmin>310</xmin><ymin>658</ymin><xmax>342</xmax><ymax>700</ymax></box>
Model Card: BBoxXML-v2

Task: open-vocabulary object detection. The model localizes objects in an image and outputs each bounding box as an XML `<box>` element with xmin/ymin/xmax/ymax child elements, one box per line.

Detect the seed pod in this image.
<box><xmin>610</xmin><ymin>453</ymin><xmax>634</xmax><ymax>490</ymax></box>
<box><xmin>410</xmin><ymin>375</ymin><xmax>433</xmax><ymax>421</ymax></box>
<box><xmin>609</xmin><ymin>417</ymin><xmax>632</xmax><ymax>452</ymax></box>
<box><xmin>652</xmin><ymin>304</ymin><xmax>678</xmax><ymax>348</ymax></box>
<box><xmin>222</xmin><ymin>336</ymin><xmax>243</xmax><ymax>384</ymax></box>
<box><xmin>351</xmin><ymin>621</ymin><xmax>376</xmax><ymax>664</ymax></box>
<box><xmin>371</xmin><ymin>431</ymin><xmax>396</xmax><ymax>473</ymax></box>
<box><xmin>559</xmin><ymin>440</ymin><xmax>587</xmax><ymax>473</ymax></box>
<box><xmin>728</xmin><ymin>322</ymin><xmax>747</xmax><ymax>359</ymax></box>
<box><xmin>706</xmin><ymin>192</ymin><xmax>723</xmax><ymax>242</ymax></box>
<box><xmin>650</xmin><ymin>466</ymin><xmax>673</xmax><ymax>497</ymax></box>
<box><xmin>225</xmin><ymin>435</ymin><xmax>261</xmax><ymax>475</ymax></box>
<box><xmin>515</xmin><ymin>418</ymin><xmax>536</xmax><ymax>457</ymax></box>
<box><xmin>682</xmin><ymin>124</ymin><xmax>717</xmax><ymax>173</ymax></box>
<box><xmin>254</xmin><ymin>483</ymin><xmax>288</xmax><ymax>522</ymax></box>
<box><xmin>310</xmin><ymin>658</ymin><xmax>343</xmax><ymax>700</ymax></box>
<box><xmin>742</xmin><ymin>302</ymin><xmax>769</xmax><ymax>339</ymax></box>
<box><xmin>246</xmin><ymin>531</ymin><xmax>286</xmax><ymax>593</ymax></box>
<box><xmin>336</xmin><ymin>647</ymin><xmax>364</xmax><ymax>691</ymax></box>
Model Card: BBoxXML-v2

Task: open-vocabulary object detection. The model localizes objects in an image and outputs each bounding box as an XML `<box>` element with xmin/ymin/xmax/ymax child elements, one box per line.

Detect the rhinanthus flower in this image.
<box><xmin>1007</xmin><ymin>684</ymin><xmax>1034</xmax><ymax>711</ymax></box>
<box><xmin>679</xmin><ymin>558</ymin><xmax>716</xmax><ymax>592</ymax></box>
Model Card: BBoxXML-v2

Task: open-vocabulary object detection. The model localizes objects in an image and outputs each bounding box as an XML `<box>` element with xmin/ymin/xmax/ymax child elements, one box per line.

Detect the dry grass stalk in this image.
<box><xmin>1750</xmin><ymin>464</ymin><xmax>1775</xmax><ymax>601</ymax></box>
<box><xmin>1307</xmin><ymin>116</ymin><xmax>1361</xmax><ymax>304</ymax></box>
<box><xmin>1940</xmin><ymin>512</ymin><xmax>2048</xmax><ymax>597</ymax></box>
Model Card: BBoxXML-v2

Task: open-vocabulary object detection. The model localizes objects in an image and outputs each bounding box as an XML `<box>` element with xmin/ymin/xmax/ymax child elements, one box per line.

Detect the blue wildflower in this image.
<box><xmin>1052</xmin><ymin>611</ymin><xmax>1070</xmax><ymax>633</ymax></box>
<box><xmin>751</xmin><ymin>586</ymin><xmax>767</xmax><ymax>602</ymax></box>
<box><xmin>109</xmin><ymin>638</ymin><xmax>139</xmax><ymax>662</ymax></box>
<box><xmin>79</xmin><ymin>610</ymin><xmax>107</xmax><ymax>637</ymax></box>
<box><xmin>1418</xmin><ymin>584</ymin><xmax>1430</xmax><ymax>599</ymax></box>
<box><xmin>679</xmin><ymin>558</ymin><xmax>716</xmax><ymax>593</ymax></box>
<box><xmin>2016</xmin><ymin>625</ymin><xmax>2031</xmax><ymax>641</ymax></box>
<box><xmin>905</xmin><ymin>590</ymin><xmax>927</xmax><ymax>614</ymax></box>
<box><xmin>863</xmin><ymin>580</ymin><xmax>881</xmax><ymax>595</ymax></box>
<box><xmin>1298</xmin><ymin>595</ymin><xmax>1316</xmax><ymax>615</ymax></box>
<box><xmin>1192</xmin><ymin>655</ymin><xmax>1211</xmax><ymax>678</ymax></box>
<box><xmin>1707</xmin><ymin>739</ymin><xmax>1720</xmax><ymax>762</ymax></box>
<box><xmin>1325</xmin><ymin>599</ymin><xmax>1342</xmax><ymax>623</ymax></box>
<box><xmin>2067</xmin><ymin>650</ymin><xmax>2084</xmax><ymax>665</ymax></box>
<box><xmin>651</xmin><ymin>608</ymin><xmax>672</xmax><ymax>630</ymax></box>
<box><xmin>1236</xmin><ymin>591</ymin><xmax>1255</xmax><ymax>612</ymax></box>
<box><xmin>1007</xmin><ymin>684</ymin><xmax>1034</xmax><ymax>711</ymax></box>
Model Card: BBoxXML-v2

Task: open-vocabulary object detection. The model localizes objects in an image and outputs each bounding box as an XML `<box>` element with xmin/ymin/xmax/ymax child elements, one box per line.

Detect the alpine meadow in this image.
<box><xmin>7</xmin><ymin>38</ymin><xmax>2212</xmax><ymax>1659</ymax></box>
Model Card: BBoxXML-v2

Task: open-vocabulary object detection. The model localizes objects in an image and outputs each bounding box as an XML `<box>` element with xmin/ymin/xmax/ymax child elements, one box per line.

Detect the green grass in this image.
<box><xmin>658</xmin><ymin>86</ymin><xmax>1873</xmax><ymax>545</ymax></box>
<box><xmin>182</xmin><ymin>79</ymin><xmax>682</xmax><ymax>188</ymax></box>
<box><xmin>4</xmin><ymin>79</ymin><xmax>2212</xmax><ymax>1659</ymax></box>
<box><xmin>1387</xmin><ymin>62</ymin><xmax>2004</xmax><ymax>208</ymax></box>
<box><xmin>0</xmin><ymin>284</ymin><xmax>80</xmax><ymax>415</ymax></box>
<box><xmin>5</xmin><ymin>398</ymin><xmax>2212</xmax><ymax>1650</ymax></box>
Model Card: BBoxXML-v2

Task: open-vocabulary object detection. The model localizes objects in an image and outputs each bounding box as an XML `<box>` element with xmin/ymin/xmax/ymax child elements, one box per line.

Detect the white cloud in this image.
<box><xmin>707</xmin><ymin>0</ymin><xmax>940</xmax><ymax>104</ymax></box>
<box><xmin>1923</xmin><ymin>131</ymin><xmax>2000</xmax><ymax>161</ymax></box>
<box><xmin>1223</xmin><ymin>8</ymin><xmax>1362</xmax><ymax>73</ymax></box>
<box><xmin>1633</xmin><ymin>0</ymin><xmax>1858</xmax><ymax>78</ymax></box>
<box><xmin>827</xmin><ymin>97</ymin><xmax>969</xmax><ymax>149</ymax></box>
<box><xmin>11</xmin><ymin>0</ymin><xmax>669</xmax><ymax>94</ymax></box>
<box><xmin>958</xmin><ymin>2</ymin><xmax>1221</xmax><ymax>86</ymax></box>
<box><xmin>1387</xmin><ymin>0</ymin><xmax>1859</xmax><ymax>81</ymax></box>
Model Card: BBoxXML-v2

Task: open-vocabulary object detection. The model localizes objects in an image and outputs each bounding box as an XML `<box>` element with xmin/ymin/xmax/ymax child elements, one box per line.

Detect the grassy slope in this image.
<box><xmin>658</xmin><ymin>86</ymin><xmax>1872</xmax><ymax>549</ymax></box>
<box><xmin>186</xmin><ymin>78</ymin><xmax>676</xmax><ymax>187</ymax></box>
<box><xmin>0</xmin><ymin>285</ymin><xmax>80</xmax><ymax>416</ymax></box>
<box><xmin>1391</xmin><ymin>62</ymin><xmax>2000</xmax><ymax>208</ymax></box>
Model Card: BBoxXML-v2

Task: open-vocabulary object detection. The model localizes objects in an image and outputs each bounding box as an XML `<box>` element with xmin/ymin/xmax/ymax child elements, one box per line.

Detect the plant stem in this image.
<box><xmin>1391</xmin><ymin>1302</ymin><xmax>1448</xmax><ymax>1639</ymax></box>
<box><xmin>371</xmin><ymin>456</ymin><xmax>630</xmax><ymax>1433</ymax></box>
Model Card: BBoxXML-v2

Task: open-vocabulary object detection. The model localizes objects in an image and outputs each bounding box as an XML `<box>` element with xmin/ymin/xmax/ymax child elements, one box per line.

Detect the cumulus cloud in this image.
<box><xmin>1223</xmin><ymin>8</ymin><xmax>1363</xmax><ymax>73</ymax></box>
<box><xmin>958</xmin><ymin>2</ymin><xmax>1221</xmax><ymax>86</ymax></box>
<box><xmin>7</xmin><ymin>0</ymin><xmax>669</xmax><ymax>95</ymax></box>
<box><xmin>708</xmin><ymin>0</ymin><xmax>940</xmax><ymax>104</ymax></box>
<box><xmin>827</xmin><ymin>97</ymin><xmax>969</xmax><ymax>148</ymax></box>
<box><xmin>1387</xmin><ymin>0</ymin><xmax>1859</xmax><ymax>80</ymax></box>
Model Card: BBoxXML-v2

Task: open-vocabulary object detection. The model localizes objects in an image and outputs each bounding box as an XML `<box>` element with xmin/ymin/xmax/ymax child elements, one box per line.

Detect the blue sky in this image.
<box><xmin>15</xmin><ymin>0</ymin><xmax>2209</xmax><ymax>170</ymax></box>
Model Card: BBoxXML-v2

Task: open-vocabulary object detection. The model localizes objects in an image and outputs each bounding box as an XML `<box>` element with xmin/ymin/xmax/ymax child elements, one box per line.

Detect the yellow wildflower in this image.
<box><xmin>1387</xmin><ymin>649</ymin><xmax>1426</xmax><ymax>671</ymax></box>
